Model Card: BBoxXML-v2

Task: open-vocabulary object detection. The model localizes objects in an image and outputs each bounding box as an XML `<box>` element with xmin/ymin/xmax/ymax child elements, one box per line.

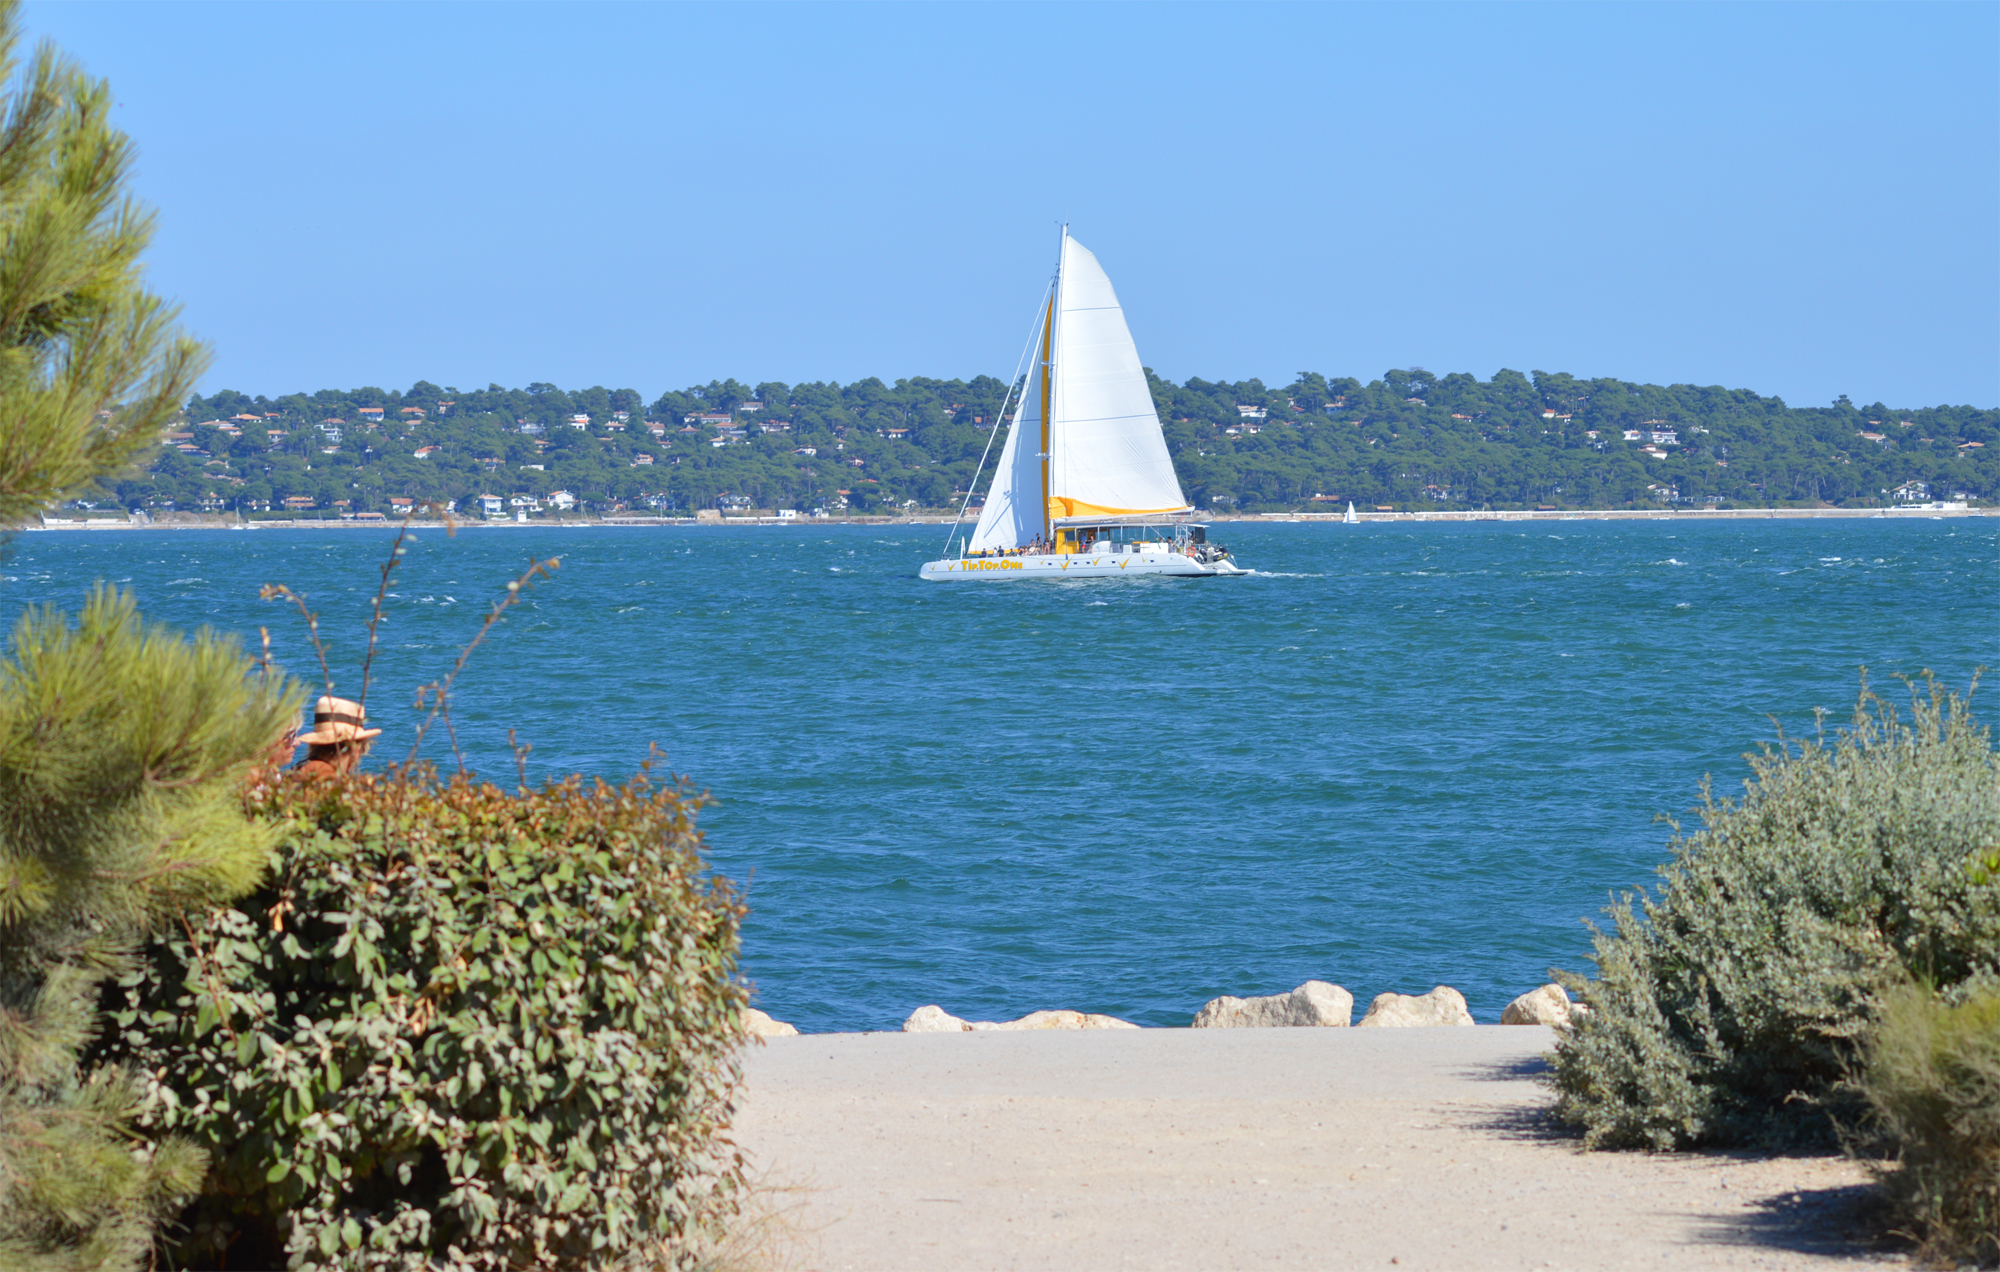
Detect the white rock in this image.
<box><xmin>974</xmin><ymin>1009</ymin><xmax>1139</xmax><ymax>1031</ymax></box>
<box><xmin>1191</xmin><ymin>981</ymin><xmax>1353</xmax><ymax>1028</ymax></box>
<box><xmin>744</xmin><ymin>1007</ymin><xmax>799</xmax><ymax>1037</ymax></box>
<box><xmin>903</xmin><ymin>1004</ymin><xmax>973</xmax><ymax>1032</ymax></box>
<box><xmin>902</xmin><ymin>1005</ymin><xmax>1140</xmax><ymax>1032</ymax></box>
<box><xmin>1501</xmin><ymin>984</ymin><xmax>1572</xmax><ymax>1026</ymax></box>
<box><xmin>1355</xmin><ymin>985</ymin><xmax>1475</xmax><ymax>1027</ymax></box>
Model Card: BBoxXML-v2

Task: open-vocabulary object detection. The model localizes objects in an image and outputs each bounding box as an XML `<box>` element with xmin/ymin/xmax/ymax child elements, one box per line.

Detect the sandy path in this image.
<box><xmin>734</xmin><ymin>1026</ymin><xmax>1895</xmax><ymax>1271</ymax></box>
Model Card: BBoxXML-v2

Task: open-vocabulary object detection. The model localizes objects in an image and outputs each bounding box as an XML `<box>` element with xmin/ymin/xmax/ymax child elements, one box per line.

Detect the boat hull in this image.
<box><xmin>918</xmin><ymin>551</ymin><xmax>1244</xmax><ymax>580</ymax></box>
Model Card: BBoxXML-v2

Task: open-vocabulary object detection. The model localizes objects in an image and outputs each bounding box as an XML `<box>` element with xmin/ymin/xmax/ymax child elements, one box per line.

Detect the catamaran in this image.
<box><xmin>919</xmin><ymin>229</ymin><xmax>1246</xmax><ymax>580</ymax></box>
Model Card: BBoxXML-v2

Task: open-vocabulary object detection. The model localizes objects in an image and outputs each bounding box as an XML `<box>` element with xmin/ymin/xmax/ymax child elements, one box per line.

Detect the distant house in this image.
<box><xmin>1236</xmin><ymin>405</ymin><xmax>1267</xmax><ymax>419</ymax></box>
<box><xmin>795</xmin><ymin>446</ymin><xmax>817</xmax><ymax>456</ymax></box>
<box><xmin>400</xmin><ymin>407</ymin><xmax>426</xmax><ymax>417</ymax></box>
<box><xmin>614</xmin><ymin>411</ymin><xmax>631</xmax><ymax>422</ymax></box>
<box><xmin>437</xmin><ymin>401</ymin><xmax>454</xmax><ymax>415</ymax></box>
<box><xmin>389</xmin><ymin>497</ymin><xmax>415</xmax><ymax>510</ymax></box>
<box><xmin>548</xmin><ymin>490</ymin><xmax>577</xmax><ymax>511</ymax></box>
<box><xmin>644</xmin><ymin>420</ymin><xmax>666</xmax><ymax>436</ymax></box>
<box><xmin>686</xmin><ymin>412</ymin><xmax>732</xmax><ymax>427</ymax></box>
<box><xmin>357</xmin><ymin>407</ymin><xmax>385</xmax><ymax>419</ymax></box>
<box><xmin>1622</xmin><ymin>429</ymin><xmax>1642</xmax><ymax>441</ymax></box>
<box><xmin>884</xmin><ymin>428</ymin><xmax>909</xmax><ymax>439</ymax></box>
<box><xmin>1891</xmin><ymin>480</ymin><xmax>1930</xmax><ymax>502</ymax></box>
<box><xmin>1451</xmin><ymin>413</ymin><xmax>1472</xmax><ymax>420</ymax></box>
<box><xmin>1858</xmin><ymin>431</ymin><xmax>1887</xmax><ymax>443</ymax></box>
<box><xmin>1641</xmin><ymin>445</ymin><xmax>1671</xmax><ymax>459</ymax></box>
<box><xmin>1650</xmin><ymin>430</ymin><xmax>1679</xmax><ymax>446</ymax></box>
<box><xmin>477</xmin><ymin>494</ymin><xmax>504</xmax><ymax>518</ymax></box>
<box><xmin>413</xmin><ymin>445</ymin><xmax>440</xmax><ymax>458</ymax></box>
<box><xmin>570</xmin><ymin>414</ymin><xmax>590</xmax><ymax>429</ymax></box>
<box><xmin>631</xmin><ymin>453</ymin><xmax>654</xmax><ymax>466</ymax></box>
<box><xmin>283</xmin><ymin>496</ymin><xmax>316</xmax><ymax>510</ymax></box>
<box><xmin>1959</xmin><ymin>441</ymin><xmax>1985</xmax><ymax>450</ymax></box>
<box><xmin>738</xmin><ymin>401</ymin><xmax>763</xmax><ymax>413</ymax></box>
<box><xmin>1541</xmin><ymin>409</ymin><xmax>1557</xmax><ymax>419</ymax></box>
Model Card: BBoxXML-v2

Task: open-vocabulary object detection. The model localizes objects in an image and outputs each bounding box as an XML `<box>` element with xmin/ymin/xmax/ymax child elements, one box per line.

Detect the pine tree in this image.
<box><xmin>0</xmin><ymin>2</ymin><xmax>299</xmax><ymax>1265</ymax></box>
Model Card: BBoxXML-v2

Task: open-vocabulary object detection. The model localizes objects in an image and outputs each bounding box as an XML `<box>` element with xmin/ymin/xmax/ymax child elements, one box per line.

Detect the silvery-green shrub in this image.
<box><xmin>1550</xmin><ymin>674</ymin><xmax>2000</xmax><ymax>1150</ymax></box>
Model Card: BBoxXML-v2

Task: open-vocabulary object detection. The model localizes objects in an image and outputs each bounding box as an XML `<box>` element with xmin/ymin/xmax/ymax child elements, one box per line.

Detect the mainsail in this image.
<box><xmin>966</xmin><ymin>232</ymin><xmax>1189</xmax><ymax>553</ymax></box>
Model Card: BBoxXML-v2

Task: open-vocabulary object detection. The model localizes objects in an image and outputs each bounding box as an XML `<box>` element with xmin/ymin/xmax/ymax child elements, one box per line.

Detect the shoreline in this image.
<box><xmin>23</xmin><ymin>504</ymin><xmax>1993</xmax><ymax>531</ymax></box>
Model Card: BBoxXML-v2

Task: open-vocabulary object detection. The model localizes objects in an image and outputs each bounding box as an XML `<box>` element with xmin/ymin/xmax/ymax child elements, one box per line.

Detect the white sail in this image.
<box><xmin>1344</xmin><ymin>501</ymin><xmax>1358</xmax><ymax>524</ymax></box>
<box><xmin>1046</xmin><ymin>235</ymin><xmax>1190</xmax><ymax>523</ymax></box>
<box><xmin>966</xmin><ymin>370</ymin><xmax>1045</xmax><ymax>553</ymax></box>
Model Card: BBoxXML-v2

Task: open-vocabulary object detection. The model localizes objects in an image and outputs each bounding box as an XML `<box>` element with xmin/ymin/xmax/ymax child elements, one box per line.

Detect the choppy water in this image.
<box><xmin>6</xmin><ymin>519</ymin><xmax>1995</xmax><ymax>1031</ymax></box>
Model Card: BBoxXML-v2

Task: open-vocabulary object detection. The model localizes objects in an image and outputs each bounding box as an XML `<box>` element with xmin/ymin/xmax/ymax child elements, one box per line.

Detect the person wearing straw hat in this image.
<box><xmin>291</xmin><ymin>695</ymin><xmax>382</xmax><ymax>778</ymax></box>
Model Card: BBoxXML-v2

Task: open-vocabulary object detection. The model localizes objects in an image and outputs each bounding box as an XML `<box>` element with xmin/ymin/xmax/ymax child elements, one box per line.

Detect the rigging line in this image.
<box><xmin>941</xmin><ymin>275</ymin><xmax>1055</xmax><ymax>559</ymax></box>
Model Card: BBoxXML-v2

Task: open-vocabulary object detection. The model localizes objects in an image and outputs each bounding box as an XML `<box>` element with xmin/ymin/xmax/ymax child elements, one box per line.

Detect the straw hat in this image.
<box><xmin>296</xmin><ymin>695</ymin><xmax>382</xmax><ymax>745</ymax></box>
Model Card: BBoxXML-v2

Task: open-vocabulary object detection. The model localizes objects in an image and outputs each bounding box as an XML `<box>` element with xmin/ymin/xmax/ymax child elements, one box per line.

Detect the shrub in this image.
<box><xmin>93</xmin><ymin>765</ymin><xmax>750</xmax><ymax>1270</ymax></box>
<box><xmin>1549</xmin><ymin>674</ymin><xmax>2000</xmax><ymax>1150</ymax></box>
<box><xmin>1852</xmin><ymin>981</ymin><xmax>2000</xmax><ymax>1267</ymax></box>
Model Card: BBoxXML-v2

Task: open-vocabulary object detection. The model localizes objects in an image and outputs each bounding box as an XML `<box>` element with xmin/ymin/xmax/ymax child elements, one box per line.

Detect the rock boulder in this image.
<box><xmin>744</xmin><ymin>1007</ymin><xmax>800</xmax><ymax>1037</ymax></box>
<box><xmin>1501</xmin><ymin>983</ymin><xmax>1573</xmax><ymax>1026</ymax></box>
<box><xmin>1191</xmin><ymin>981</ymin><xmax>1353</xmax><ymax>1028</ymax></box>
<box><xmin>1355</xmin><ymin>986</ymin><xmax>1475</xmax><ymax>1027</ymax></box>
<box><xmin>901</xmin><ymin>1005</ymin><xmax>1139</xmax><ymax>1032</ymax></box>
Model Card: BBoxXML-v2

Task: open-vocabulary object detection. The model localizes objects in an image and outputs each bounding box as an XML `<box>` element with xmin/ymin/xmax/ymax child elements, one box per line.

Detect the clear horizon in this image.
<box><xmin>27</xmin><ymin>1</ymin><xmax>1999</xmax><ymax>410</ymax></box>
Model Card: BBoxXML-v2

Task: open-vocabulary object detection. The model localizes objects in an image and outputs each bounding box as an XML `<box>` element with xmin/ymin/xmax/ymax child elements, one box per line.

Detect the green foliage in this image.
<box><xmin>1549</xmin><ymin>674</ymin><xmax>2000</xmax><ymax>1150</ymax></box>
<box><xmin>0</xmin><ymin>588</ymin><xmax>298</xmax><ymax>1269</ymax></box>
<box><xmin>1852</xmin><ymin>981</ymin><xmax>2000</xmax><ymax>1267</ymax></box>
<box><xmin>94</xmin><ymin>765</ymin><xmax>750</xmax><ymax>1270</ymax></box>
<box><xmin>0</xmin><ymin>0</ymin><xmax>207</xmax><ymax>529</ymax></box>
<box><xmin>136</xmin><ymin>364</ymin><xmax>1999</xmax><ymax>517</ymax></box>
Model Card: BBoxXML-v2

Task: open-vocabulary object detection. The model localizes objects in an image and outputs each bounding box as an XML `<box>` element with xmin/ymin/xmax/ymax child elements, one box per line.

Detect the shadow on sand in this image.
<box><xmin>1453</xmin><ymin>1052</ymin><xmax>1907</xmax><ymax>1262</ymax></box>
<box><xmin>1692</xmin><ymin>1170</ymin><xmax>1907</xmax><ymax>1263</ymax></box>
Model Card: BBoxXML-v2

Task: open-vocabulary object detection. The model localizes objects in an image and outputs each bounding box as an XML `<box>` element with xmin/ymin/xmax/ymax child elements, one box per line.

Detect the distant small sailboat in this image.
<box><xmin>920</xmin><ymin>228</ymin><xmax>1244</xmax><ymax>581</ymax></box>
<box><xmin>1343</xmin><ymin>501</ymin><xmax>1359</xmax><ymax>525</ymax></box>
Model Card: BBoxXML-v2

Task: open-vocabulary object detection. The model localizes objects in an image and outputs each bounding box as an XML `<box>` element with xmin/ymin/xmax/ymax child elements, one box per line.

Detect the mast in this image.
<box><xmin>1040</xmin><ymin>225</ymin><xmax>1065</xmax><ymax>544</ymax></box>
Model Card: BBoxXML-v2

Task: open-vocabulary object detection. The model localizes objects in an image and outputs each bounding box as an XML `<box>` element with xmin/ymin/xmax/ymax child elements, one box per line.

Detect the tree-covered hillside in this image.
<box><xmin>89</xmin><ymin>369</ymin><xmax>1996</xmax><ymax>518</ymax></box>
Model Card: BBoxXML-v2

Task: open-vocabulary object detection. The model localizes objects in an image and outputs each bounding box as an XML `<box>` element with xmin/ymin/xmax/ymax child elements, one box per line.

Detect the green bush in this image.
<box><xmin>92</xmin><ymin>766</ymin><xmax>750</xmax><ymax>1270</ymax></box>
<box><xmin>1853</xmin><ymin>981</ymin><xmax>2000</xmax><ymax>1267</ymax></box>
<box><xmin>1549</xmin><ymin>674</ymin><xmax>2000</xmax><ymax>1150</ymax></box>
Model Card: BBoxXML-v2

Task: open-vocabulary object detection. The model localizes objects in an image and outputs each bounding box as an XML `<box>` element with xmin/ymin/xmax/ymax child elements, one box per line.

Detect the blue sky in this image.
<box><xmin>27</xmin><ymin>1</ymin><xmax>1998</xmax><ymax>408</ymax></box>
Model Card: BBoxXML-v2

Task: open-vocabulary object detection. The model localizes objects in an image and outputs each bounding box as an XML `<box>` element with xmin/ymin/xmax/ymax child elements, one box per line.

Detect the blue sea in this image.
<box><xmin>7</xmin><ymin>519</ymin><xmax>1995</xmax><ymax>1032</ymax></box>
